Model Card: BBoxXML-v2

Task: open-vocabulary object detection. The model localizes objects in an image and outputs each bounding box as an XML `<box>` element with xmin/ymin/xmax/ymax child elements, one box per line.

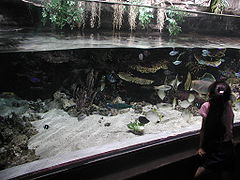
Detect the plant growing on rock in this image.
<box><xmin>138</xmin><ymin>6</ymin><xmax>154</xmax><ymax>29</ymax></box>
<box><xmin>42</xmin><ymin>0</ymin><xmax>85</xmax><ymax>29</ymax></box>
<box><xmin>166</xmin><ymin>6</ymin><xmax>187</xmax><ymax>36</ymax></box>
<box><xmin>209</xmin><ymin>0</ymin><xmax>228</xmax><ymax>14</ymax></box>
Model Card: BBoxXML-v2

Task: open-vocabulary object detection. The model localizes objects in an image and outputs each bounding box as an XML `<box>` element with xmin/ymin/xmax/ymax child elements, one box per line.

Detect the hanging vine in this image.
<box><xmin>90</xmin><ymin>2</ymin><xmax>102</xmax><ymax>28</ymax></box>
<box><xmin>128</xmin><ymin>1</ymin><xmax>139</xmax><ymax>31</ymax></box>
<box><xmin>112</xmin><ymin>0</ymin><xmax>125</xmax><ymax>30</ymax></box>
<box><xmin>97</xmin><ymin>3</ymin><xmax>102</xmax><ymax>28</ymax></box>
<box><xmin>156</xmin><ymin>2</ymin><xmax>166</xmax><ymax>32</ymax></box>
<box><xmin>77</xmin><ymin>1</ymin><xmax>86</xmax><ymax>29</ymax></box>
<box><xmin>90</xmin><ymin>2</ymin><xmax>97</xmax><ymax>28</ymax></box>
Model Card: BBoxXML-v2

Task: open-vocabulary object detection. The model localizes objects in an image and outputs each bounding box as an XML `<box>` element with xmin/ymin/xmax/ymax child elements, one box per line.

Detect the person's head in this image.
<box><xmin>203</xmin><ymin>80</ymin><xmax>231</xmax><ymax>144</ymax></box>
<box><xmin>208</xmin><ymin>80</ymin><xmax>231</xmax><ymax>103</ymax></box>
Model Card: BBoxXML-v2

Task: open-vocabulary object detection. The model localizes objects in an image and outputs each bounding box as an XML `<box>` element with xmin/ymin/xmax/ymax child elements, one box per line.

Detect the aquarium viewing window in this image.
<box><xmin>1</xmin><ymin>0</ymin><xmax>240</xmax><ymax>179</ymax></box>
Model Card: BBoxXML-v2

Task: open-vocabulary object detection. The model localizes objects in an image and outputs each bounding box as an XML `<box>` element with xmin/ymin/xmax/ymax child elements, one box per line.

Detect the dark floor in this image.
<box><xmin>128</xmin><ymin>143</ymin><xmax>240</xmax><ymax>180</ymax></box>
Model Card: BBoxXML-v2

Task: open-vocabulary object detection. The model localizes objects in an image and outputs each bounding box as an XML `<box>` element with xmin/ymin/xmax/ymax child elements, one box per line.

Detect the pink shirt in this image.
<box><xmin>199</xmin><ymin>102</ymin><xmax>234</xmax><ymax>142</ymax></box>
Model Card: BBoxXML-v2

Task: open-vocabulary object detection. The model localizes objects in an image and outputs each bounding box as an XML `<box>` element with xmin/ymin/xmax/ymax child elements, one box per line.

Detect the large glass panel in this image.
<box><xmin>0</xmin><ymin>0</ymin><xmax>240</xmax><ymax>173</ymax></box>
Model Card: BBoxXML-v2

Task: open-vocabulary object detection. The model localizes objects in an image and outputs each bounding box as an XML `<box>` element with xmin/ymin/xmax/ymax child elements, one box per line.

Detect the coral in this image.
<box><xmin>0</xmin><ymin>113</ymin><xmax>39</xmax><ymax>169</ymax></box>
<box><xmin>73</xmin><ymin>69</ymin><xmax>99</xmax><ymax>113</ymax></box>
<box><xmin>117</xmin><ymin>72</ymin><xmax>154</xmax><ymax>85</ymax></box>
<box><xmin>130</xmin><ymin>62</ymin><xmax>168</xmax><ymax>73</ymax></box>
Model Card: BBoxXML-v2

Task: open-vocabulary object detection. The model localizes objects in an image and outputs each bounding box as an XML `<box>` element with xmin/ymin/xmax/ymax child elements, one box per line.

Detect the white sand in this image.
<box><xmin>28</xmin><ymin>104</ymin><xmax>240</xmax><ymax>159</ymax></box>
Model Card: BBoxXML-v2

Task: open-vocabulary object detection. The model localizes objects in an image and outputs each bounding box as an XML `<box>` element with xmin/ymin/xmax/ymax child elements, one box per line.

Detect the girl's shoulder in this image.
<box><xmin>199</xmin><ymin>102</ymin><xmax>210</xmax><ymax>118</ymax></box>
<box><xmin>201</xmin><ymin>102</ymin><xmax>210</xmax><ymax>109</ymax></box>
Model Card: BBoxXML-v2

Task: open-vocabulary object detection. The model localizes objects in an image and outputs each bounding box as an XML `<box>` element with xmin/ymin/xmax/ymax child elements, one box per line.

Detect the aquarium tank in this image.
<box><xmin>0</xmin><ymin>0</ymin><xmax>240</xmax><ymax>174</ymax></box>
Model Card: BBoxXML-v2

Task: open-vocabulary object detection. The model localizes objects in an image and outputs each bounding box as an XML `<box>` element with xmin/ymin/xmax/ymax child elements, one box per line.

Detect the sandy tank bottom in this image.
<box><xmin>28</xmin><ymin>104</ymin><xmax>240</xmax><ymax>159</ymax></box>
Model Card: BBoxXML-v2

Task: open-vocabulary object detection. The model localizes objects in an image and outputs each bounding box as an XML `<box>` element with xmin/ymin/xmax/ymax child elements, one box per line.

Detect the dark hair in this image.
<box><xmin>203</xmin><ymin>81</ymin><xmax>231</xmax><ymax>146</ymax></box>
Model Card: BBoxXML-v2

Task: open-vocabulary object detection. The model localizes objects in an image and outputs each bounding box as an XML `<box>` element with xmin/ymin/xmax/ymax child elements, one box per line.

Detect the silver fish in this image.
<box><xmin>191</xmin><ymin>80</ymin><xmax>213</xmax><ymax>95</ymax></box>
<box><xmin>170</xmin><ymin>74</ymin><xmax>181</xmax><ymax>90</ymax></box>
<box><xmin>172</xmin><ymin>97</ymin><xmax>177</xmax><ymax>109</ymax></box>
<box><xmin>178</xmin><ymin>100</ymin><xmax>191</xmax><ymax>109</ymax></box>
<box><xmin>157</xmin><ymin>90</ymin><xmax>166</xmax><ymax>100</ymax></box>
<box><xmin>181</xmin><ymin>109</ymin><xmax>193</xmax><ymax>123</ymax></box>
<box><xmin>202</xmin><ymin>49</ymin><xmax>210</xmax><ymax>57</ymax></box>
<box><xmin>169</xmin><ymin>50</ymin><xmax>179</xmax><ymax>56</ymax></box>
<box><xmin>154</xmin><ymin>85</ymin><xmax>172</xmax><ymax>91</ymax></box>
<box><xmin>172</xmin><ymin>60</ymin><xmax>182</xmax><ymax>65</ymax></box>
<box><xmin>138</xmin><ymin>53</ymin><xmax>144</xmax><ymax>61</ymax></box>
<box><xmin>200</xmin><ymin>73</ymin><xmax>216</xmax><ymax>82</ymax></box>
<box><xmin>187</xmin><ymin>93</ymin><xmax>195</xmax><ymax>103</ymax></box>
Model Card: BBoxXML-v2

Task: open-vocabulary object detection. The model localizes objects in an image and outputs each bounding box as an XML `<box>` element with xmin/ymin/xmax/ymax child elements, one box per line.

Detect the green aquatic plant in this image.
<box><xmin>127</xmin><ymin>120</ymin><xmax>145</xmax><ymax>135</ymax></box>
<box><xmin>42</xmin><ymin>0</ymin><xmax>85</xmax><ymax>29</ymax></box>
<box><xmin>138</xmin><ymin>7</ymin><xmax>154</xmax><ymax>29</ymax></box>
<box><xmin>166</xmin><ymin>6</ymin><xmax>187</xmax><ymax>36</ymax></box>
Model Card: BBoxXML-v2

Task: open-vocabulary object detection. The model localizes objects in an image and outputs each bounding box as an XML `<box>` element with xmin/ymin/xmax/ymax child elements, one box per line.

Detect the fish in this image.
<box><xmin>220</xmin><ymin>70</ymin><xmax>232</xmax><ymax>78</ymax></box>
<box><xmin>194</xmin><ymin>53</ymin><xmax>222</xmax><ymax>67</ymax></box>
<box><xmin>202</xmin><ymin>49</ymin><xmax>211</xmax><ymax>57</ymax></box>
<box><xmin>185</xmin><ymin>72</ymin><xmax>215</xmax><ymax>95</ymax></box>
<box><xmin>43</xmin><ymin>124</ymin><xmax>49</xmax><ymax>129</ymax></box>
<box><xmin>181</xmin><ymin>109</ymin><xmax>193</xmax><ymax>123</ymax></box>
<box><xmin>230</xmin><ymin>93</ymin><xmax>237</xmax><ymax>104</ymax></box>
<box><xmin>206</xmin><ymin>59</ymin><xmax>223</xmax><ymax>67</ymax></box>
<box><xmin>138</xmin><ymin>53</ymin><xmax>144</xmax><ymax>61</ymax></box>
<box><xmin>154</xmin><ymin>85</ymin><xmax>172</xmax><ymax>91</ymax></box>
<box><xmin>235</xmin><ymin>98</ymin><xmax>240</xmax><ymax>110</ymax></box>
<box><xmin>184</xmin><ymin>72</ymin><xmax>192</xmax><ymax>91</ymax></box>
<box><xmin>172</xmin><ymin>60</ymin><xmax>182</xmax><ymax>65</ymax></box>
<box><xmin>191</xmin><ymin>80</ymin><xmax>213</xmax><ymax>95</ymax></box>
<box><xmin>200</xmin><ymin>72</ymin><xmax>216</xmax><ymax>82</ymax></box>
<box><xmin>178</xmin><ymin>100</ymin><xmax>191</xmax><ymax>109</ymax></box>
<box><xmin>154</xmin><ymin>84</ymin><xmax>171</xmax><ymax>100</ymax></box>
<box><xmin>106</xmin><ymin>74</ymin><xmax>117</xmax><ymax>83</ymax></box>
<box><xmin>173</xmin><ymin>51</ymin><xmax>185</xmax><ymax>65</ymax></box>
<box><xmin>106</xmin><ymin>103</ymin><xmax>132</xmax><ymax>109</ymax></box>
<box><xmin>163</xmin><ymin>70</ymin><xmax>173</xmax><ymax>76</ymax></box>
<box><xmin>169</xmin><ymin>74</ymin><xmax>181</xmax><ymax>90</ymax></box>
<box><xmin>187</xmin><ymin>93</ymin><xmax>195</xmax><ymax>103</ymax></box>
<box><xmin>169</xmin><ymin>50</ymin><xmax>179</xmax><ymax>56</ymax></box>
<box><xmin>0</xmin><ymin>92</ymin><xmax>16</xmax><ymax>97</ymax></box>
<box><xmin>145</xmin><ymin>110</ymin><xmax>163</xmax><ymax>123</ymax></box>
<box><xmin>100</xmin><ymin>85</ymin><xmax>105</xmax><ymax>92</ymax></box>
<box><xmin>172</xmin><ymin>97</ymin><xmax>177</xmax><ymax>109</ymax></box>
<box><xmin>100</xmin><ymin>76</ymin><xmax>106</xmax><ymax>91</ymax></box>
<box><xmin>30</xmin><ymin>77</ymin><xmax>41</xmax><ymax>83</ymax></box>
<box><xmin>157</xmin><ymin>90</ymin><xmax>166</xmax><ymax>100</ymax></box>
<box><xmin>235</xmin><ymin>72</ymin><xmax>240</xmax><ymax>78</ymax></box>
<box><xmin>143</xmin><ymin>50</ymin><xmax>150</xmax><ymax>57</ymax></box>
